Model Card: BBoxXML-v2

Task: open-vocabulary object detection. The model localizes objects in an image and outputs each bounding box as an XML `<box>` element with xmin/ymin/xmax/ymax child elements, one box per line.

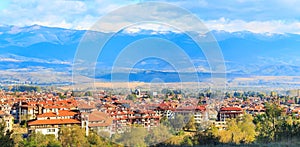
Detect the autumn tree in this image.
<box><xmin>196</xmin><ymin>125</ymin><xmax>220</xmax><ymax>145</ymax></box>
<box><xmin>116</xmin><ymin>127</ymin><xmax>147</xmax><ymax>146</ymax></box>
<box><xmin>11</xmin><ymin>134</ymin><xmax>23</xmax><ymax>147</ymax></box>
<box><xmin>0</xmin><ymin>120</ymin><xmax>14</xmax><ymax>147</ymax></box>
<box><xmin>59</xmin><ymin>125</ymin><xmax>88</xmax><ymax>147</ymax></box>
<box><xmin>239</xmin><ymin>114</ymin><xmax>257</xmax><ymax>143</ymax></box>
<box><xmin>164</xmin><ymin>135</ymin><xmax>184</xmax><ymax>146</ymax></box>
<box><xmin>87</xmin><ymin>131</ymin><xmax>105</xmax><ymax>147</ymax></box>
<box><xmin>145</xmin><ymin>124</ymin><xmax>172</xmax><ymax>145</ymax></box>
<box><xmin>185</xmin><ymin>116</ymin><xmax>196</xmax><ymax>131</ymax></box>
<box><xmin>213</xmin><ymin>114</ymin><xmax>257</xmax><ymax>144</ymax></box>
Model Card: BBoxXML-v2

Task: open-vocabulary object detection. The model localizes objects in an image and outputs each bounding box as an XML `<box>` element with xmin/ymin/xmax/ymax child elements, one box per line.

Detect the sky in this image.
<box><xmin>1</xmin><ymin>0</ymin><xmax>300</xmax><ymax>34</ymax></box>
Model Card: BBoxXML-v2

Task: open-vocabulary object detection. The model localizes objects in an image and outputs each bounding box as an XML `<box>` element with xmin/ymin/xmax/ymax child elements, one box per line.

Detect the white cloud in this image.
<box><xmin>1</xmin><ymin>0</ymin><xmax>300</xmax><ymax>34</ymax></box>
<box><xmin>204</xmin><ymin>18</ymin><xmax>300</xmax><ymax>34</ymax></box>
<box><xmin>0</xmin><ymin>57</ymin><xmax>21</xmax><ymax>62</ymax></box>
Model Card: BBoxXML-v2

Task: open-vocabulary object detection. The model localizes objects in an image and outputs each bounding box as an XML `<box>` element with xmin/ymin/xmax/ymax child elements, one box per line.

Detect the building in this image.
<box><xmin>0</xmin><ymin>110</ymin><xmax>13</xmax><ymax>132</ymax></box>
<box><xmin>211</xmin><ymin>120</ymin><xmax>227</xmax><ymax>130</ymax></box>
<box><xmin>217</xmin><ymin>107</ymin><xmax>243</xmax><ymax>121</ymax></box>
<box><xmin>27</xmin><ymin>110</ymin><xmax>81</xmax><ymax>138</ymax></box>
<box><xmin>131</xmin><ymin>109</ymin><xmax>160</xmax><ymax>128</ymax></box>
<box><xmin>174</xmin><ymin>105</ymin><xmax>208</xmax><ymax>124</ymax></box>
<box><xmin>81</xmin><ymin>111</ymin><xmax>113</xmax><ymax>137</ymax></box>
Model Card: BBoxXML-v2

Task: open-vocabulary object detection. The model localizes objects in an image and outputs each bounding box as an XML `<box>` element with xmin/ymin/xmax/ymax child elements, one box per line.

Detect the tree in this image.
<box><xmin>145</xmin><ymin>125</ymin><xmax>172</xmax><ymax>145</ymax></box>
<box><xmin>196</xmin><ymin>126</ymin><xmax>220</xmax><ymax>145</ymax></box>
<box><xmin>11</xmin><ymin>134</ymin><xmax>23</xmax><ymax>147</ymax></box>
<box><xmin>220</xmin><ymin>118</ymin><xmax>243</xmax><ymax>144</ymax></box>
<box><xmin>234</xmin><ymin>91</ymin><xmax>243</xmax><ymax>98</ymax></box>
<box><xmin>239</xmin><ymin>114</ymin><xmax>257</xmax><ymax>143</ymax></box>
<box><xmin>181</xmin><ymin>136</ymin><xmax>193</xmax><ymax>146</ymax></box>
<box><xmin>225</xmin><ymin>92</ymin><xmax>232</xmax><ymax>98</ymax></box>
<box><xmin>85</xmin><ymin>91</ymin><xmax>93</xmax><ymax>96</ymax></box>
<box><xmin>126</xmin><ymin>94</ymin><xmax>136</xmax><ymax>101</ymax></box>
<box><xmin>59</xmin><ymin>125</ymin><xmax>88</xmax><ymax>147</ymax></box>
<box><xmin>185</xmin><ymin>116</ymin><xmax>196</xmax><ymax>131</ymax></box>
<box><xmin>0</xmin><ymin>119</ymin><xmax>14</xmax><ymax>147</ymax></box>
<box><xmin>21</xmin><ymin>132</ymin><xmax>61</xmax><ymax>147</ymax></box>
<box><xmin>116</xmin><ymin>127</ymin><xmax>147</xmax><ymax>146</ymax></box>
<box><xmin>169</xmin><ymin>114</ymin><xmax>185</xmax><ymax>132</ymax></box>
<box><xmin>164</xmin><ymin>135</ymin><xmax>183</xmax><ymax>146</ymax></box>
<box><xmin>213</xmin><ymin>114</ymin><xmax>257</xmax><ymax>144</ymax></box>
<box><xmin>254</xmin><ymin>103</ymin><xmax>284</xmax><ymax>143</ymax></box>
<box><xmin>87</xmin><ymin>131</ymin><xmax>104</xmax><ymax>147</ymax></box>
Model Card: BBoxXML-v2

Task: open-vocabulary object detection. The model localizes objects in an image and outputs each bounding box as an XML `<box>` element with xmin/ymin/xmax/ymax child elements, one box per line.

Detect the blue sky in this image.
<box><xmin>1</xmin><ymin>0</ymin><xmax>300</xmax><ymax>34</ymax></box>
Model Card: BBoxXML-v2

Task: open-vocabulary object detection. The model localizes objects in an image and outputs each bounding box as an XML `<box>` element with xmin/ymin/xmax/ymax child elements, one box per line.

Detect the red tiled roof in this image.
<box><xmin>196</xmin><ymin>105</ymin><xmax>206</xmax><ymax>111</ymax></box>
<box><xmin>220</xmin><ymin>107</ymin><xmax>242</xmax><ymax>111</ymax></box>
<box><xmin>57</xmin><ymin>110</ymin><xmax>78</xmax><ymax>116</ymax></box>
<box><xmin>159</xmin><ymin>103</ymin><xmax>171</xmax><ymax>109</ymax></box>
<box><xmin>28</xmin><ymin>119</ymin><xmax>80</xmax><ymax>126</ymax></box>
<box><xmin>37</xmin><ymin>110</ymin><xmax>78</xmax><ymax>118</ymax></box>
<box><xmin>37</xmin><ymin>113</ymin><xmax>56</xmax><ymax>118</ymax></box>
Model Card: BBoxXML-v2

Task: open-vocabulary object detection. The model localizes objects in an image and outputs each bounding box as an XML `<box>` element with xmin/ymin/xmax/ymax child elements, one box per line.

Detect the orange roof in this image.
<box><xmin>220</xmin><ymin>107</ymin><xmax>242</xmax><ymax>111</ymax></box>
<box><xmin>88</xmin><ymin>111</ymin><xmax>113</xmax><ymax>125</ymax></box>
<box><xmin>37</xmin><ymin>112</ymin><xmax>56</xmax><ymax>118</ymax></box>
<box><xmin>37</xmin><ymin>110</ymin><xmax>78</xmax><ymax>118</ymax></box>
<box><xmin>57</xmin><ymin>110</ymin><xmax>78</xmax><ymax>116</ymax></box>
<box><xmin>293</xmin><ymin>108</ymin><xmax>300</xmax><ymax>113</ymax></box>
<box><xmin>28</xmin><ymin>119</ymin><xmax>80</xmax><ymax>126</ymax></box>
<box><xmin>0</xmin><ymin>110</ymin><xmax>5</xmax><ymax>115</ymax></box>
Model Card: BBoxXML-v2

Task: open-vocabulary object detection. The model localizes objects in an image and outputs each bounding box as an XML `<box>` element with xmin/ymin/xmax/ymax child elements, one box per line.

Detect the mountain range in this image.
<box><xmin>1</xmin><ymin>25</ymin><xmax>300</xmax><ymax>84</ymax></box>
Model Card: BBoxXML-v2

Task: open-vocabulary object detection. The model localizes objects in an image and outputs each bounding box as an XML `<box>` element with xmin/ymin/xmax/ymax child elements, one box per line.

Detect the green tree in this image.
<box><xmin>126</xmin><ymin>94</ymin><xmax>136</xmax><ymax>101</ymax></box>
<box><xmin>254</xmin><ymin>103</ymin><xmax>284</xmax><ymax>143</ymax></box>
<box><xmin>0</xmin><ymin>119</ymin><xmax>14</xmax><ymax>147</ymax></box>
<box><xmin>85</xmin><ymin>91</ymin><xmax>93</xmax><ymax>96</ymax></box>
<box><xmin>181</xmin><ymin>136</ymin><xmax>193</xmax><ymax>146</ymax></box>
<box><xmin>87</xmin><ymin>131</ymin><xmax>104</xmax><ymax>147</ymax></box>
<box><xmin>21</xmin><ymin>132</ymin><xmax>61</xmax><ymax>147</ymax></box>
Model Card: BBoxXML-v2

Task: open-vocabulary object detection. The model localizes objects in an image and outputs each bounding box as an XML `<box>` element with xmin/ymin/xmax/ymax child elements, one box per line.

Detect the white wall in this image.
<box><xmin>35</xmin><ymin>128</ymin><xmax>59</xmax><ymax>138</ymax></box>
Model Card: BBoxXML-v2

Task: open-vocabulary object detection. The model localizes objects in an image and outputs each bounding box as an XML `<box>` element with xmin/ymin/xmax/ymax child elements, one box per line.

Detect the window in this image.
<box><xmin>47</xmin><ymin>129</ymin><xmax>55</xmax><ymax>133</ymax></box>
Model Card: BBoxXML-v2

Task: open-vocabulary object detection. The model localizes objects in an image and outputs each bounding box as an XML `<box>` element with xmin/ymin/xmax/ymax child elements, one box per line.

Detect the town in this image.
<box><xmin>1</xmin><ymin>85</ymin><xmax>300</xmax><ymax>146</ymax></box>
